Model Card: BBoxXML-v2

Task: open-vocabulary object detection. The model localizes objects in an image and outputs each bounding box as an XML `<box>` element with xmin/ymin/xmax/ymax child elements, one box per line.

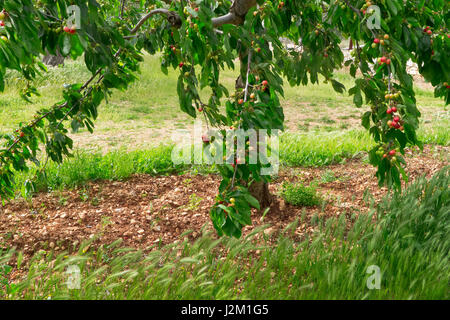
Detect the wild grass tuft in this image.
<box><xmin>279</xmin><ymin>182</ymin><xmax>322</xmax><ymax>207</ymax></box>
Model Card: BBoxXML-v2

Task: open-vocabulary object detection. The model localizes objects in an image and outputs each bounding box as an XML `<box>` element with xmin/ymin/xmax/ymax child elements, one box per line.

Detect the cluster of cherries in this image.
<box><xmin>238</xmin><ymin>79</ymin><xmax>268</xmax><ymax>105</ymax></box>
<box><xmin>372</xmin><ymin>34</ymin><xmax>390</xmax><ymax>48</ymax></box>
<box><xmin>423</xmin><ymin>26</ymin><xmax>433</xmax><ymax>35</ymax></box>
<box><xmin>382</xmin><ymin>148</ymin><xmax>397</xmax><ymax>160</ymax></box>
<box><xmin>15</xmin><ymin>129</ymin><xmax>25</xmax><ymax>139</ymax></box>
<box><xmin>386</xmin><ymin>104</ymin><xmax>404</xmax><ymax>131</ymax></box>
<box><xmin>377</xmin><ymin>56</ymin><xmax>391</xmax><ymax>65</ymax></box>
<box><xmin>0</xmin><ymin>10</ymin><xmax>8</xmax><ymax>42</ymax></box>
<box><xmin>63</xmin><ymin>25</ymin><xmax>77</xmax><ymax>35</ymax></box>
<box><xmin>360</xmin><ymin>0</ymin><xmax>373</xmax><ymax>15</ymax></box>
<box><xmin>0</xmin><ymin>9</ymin><xmax>7</xmax><ymax>25</ymax></box>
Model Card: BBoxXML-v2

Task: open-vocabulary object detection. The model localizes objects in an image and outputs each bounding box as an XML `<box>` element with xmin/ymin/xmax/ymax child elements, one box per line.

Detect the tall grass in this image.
<box><xmin>279</xmin><ymin>130</ymin><xmax>374</xmax><ymax>166</ymax></box>
<box><xmin>1</xmin><ymin>167</ymin><xmax>448</xmax><ymax>299</ymax></box>
<box><xmin>13</xmin><ymin>145</ymin><xmax>184</xmax><ymax>196</ymax></box>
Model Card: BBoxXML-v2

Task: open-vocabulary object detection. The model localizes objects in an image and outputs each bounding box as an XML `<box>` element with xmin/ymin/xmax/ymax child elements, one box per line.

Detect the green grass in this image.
<box><xmin>279</xmin><ymin>130</ymin><xmax>374</xmax><ymax>167</ymax></box>
<box><xmin>1</xmin><ymin>167</ymin><xmax>448</xmax><ymax>299</ymax></box>
<box><xmin>13</xmin><ymin>145</ymin><xmax>186</xmax><ymax>196</ymax></box>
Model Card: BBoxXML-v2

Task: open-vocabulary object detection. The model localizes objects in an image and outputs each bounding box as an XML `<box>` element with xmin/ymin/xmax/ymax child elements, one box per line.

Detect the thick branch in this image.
<box><xmin>130</xmin><ymin>0</ymin><xmax>257</xmax><ymax>36</ymax></box>
<box><xmin>213</xmin><ymin>0</ymin><xmax>257</xmax><ymax>27</ymax></box>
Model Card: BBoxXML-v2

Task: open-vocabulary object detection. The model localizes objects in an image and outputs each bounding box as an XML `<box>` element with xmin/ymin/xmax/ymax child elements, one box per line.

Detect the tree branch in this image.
<box><xmin>129</xmin><ymin>8</ymin><xmax>181</xmax><ymax>34</ymax></box>
<box><xmin>129</xmin><ymin>0</ymin><xmax>257</xmax><ymax>36</ymax></box>
<box><xmin>213</xmin><ymin>0</ymin><xmax>257</xmax><ymax>27</ymax></box>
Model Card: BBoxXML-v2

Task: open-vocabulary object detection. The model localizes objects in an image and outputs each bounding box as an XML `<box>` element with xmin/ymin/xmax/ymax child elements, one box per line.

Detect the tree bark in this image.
<box><xmin>249</xmin><ymin>180</ymin><xmax>272</xmax><ymax>209</ymax></box>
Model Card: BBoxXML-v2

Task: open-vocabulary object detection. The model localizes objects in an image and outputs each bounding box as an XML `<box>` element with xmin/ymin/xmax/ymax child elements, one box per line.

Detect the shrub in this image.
<box><xmin>279</xmin><ymin>181</ymin><xmax>322</xmax><ymax>206</ymax></box>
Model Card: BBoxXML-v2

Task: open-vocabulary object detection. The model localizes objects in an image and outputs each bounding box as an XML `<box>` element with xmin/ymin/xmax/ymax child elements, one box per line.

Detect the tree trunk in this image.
<box><xmin>235</xmin><ymin>50</ymin><xmax>273</xmax><ymax>211</ymax></box>
<box><xmin>42</xmin><ymin>50</ymin><xmax>65</xmax><ymax>67</ymax></box>
<box><xmin>249</xmin><ymin>180</ymin><xmax>272</xmax><ymax>209</ymax></box>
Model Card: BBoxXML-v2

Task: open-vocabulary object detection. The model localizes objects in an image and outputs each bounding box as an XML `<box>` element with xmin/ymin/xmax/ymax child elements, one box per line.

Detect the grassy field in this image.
<box><xmin>1</xmin><ymin>53</ymin><xmax>449</xmax><ymax>300</ymax></box>
<box><xmin>1</xmin><ymin>54</ymin><xmax>448</xmax><ymax>151</ymax></box>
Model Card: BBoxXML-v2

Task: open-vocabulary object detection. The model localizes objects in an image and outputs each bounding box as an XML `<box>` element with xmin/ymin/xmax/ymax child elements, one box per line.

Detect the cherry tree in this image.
<box><xmin>0</xmin><ymin>0</ymin><xmax>448</xmax><ymax>237</ymax></box>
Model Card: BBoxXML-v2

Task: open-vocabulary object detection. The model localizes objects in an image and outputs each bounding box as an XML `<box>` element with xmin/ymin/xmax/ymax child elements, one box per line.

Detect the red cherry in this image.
<box><xmin>238</xmin><ymin>99</ymin><xmax>244</xmax><ymax>105</ymax></box>
<box><xmin>389</xmin><ymin>150</ymin><xmax>396</xmax><ymax>156</ymax></box>
<box><xmin>194</xmin><ymin>7</ymin><xmax>199</xmax><ymax>12</ymax></box>
<box><xmin>262</xmin><ymin>80</ymin><xmax>268</xmax><ymax>86</ymax></box>
<box><xmin>373</xmin><ymin>38</ymin><xmax>380</xmax><ymax>44</ymax></box>
<box><xmin>179</xmin><ymin>62</ymin><xmax>184</xmax><ymax>68</ymax></box>
<box><xmin>426</xmin><ymin>29</ymin><xmax>432</xmax><ymax>35</ymax></box>
<box><xmin>380</xmin><ymin>56</ymin><xmax>387</xmax><ymax>63</ymax></box>
<box><xmin>386</xmin><ymin>108</ymin><xmax>393</xmax><ymax>114</ymax></box>
<box><xmin>393</xmin><ymin>116</ymin><xmax>400</xmax><ymax>122</ymax></box>
<box><xmin>0</xmin><ymin>21</ymin><xmax>4</xmax><ymax>27</ymax></box>
<box><xmin>391</xmin><ymin>106</ymin><xmax>397</xmax><ymax>112</ymax></box>
<box><xmin>63</xmin><ymin>26</ymin><xmax>70</xmax><ymax>33</ymax></box>
<box><xmin>202</xmin><ymin>134</ymin><xmax>210</xmax><ymax>143</ymax></box>
<box><xmin>19</xmin><ymin>132</ymin><xmax>25</xmax><ymax>138</ymax></box>
<box><xmin>386</xmin><ymin>58</ymin><xmax>391</xmax><ymax>65</ymax></box>
<box><xmin>69</xmin><ymin>26</ymin><xmax>77</xmax><ymax>34</ymax></box>
<box><xmin>198</xmin><ymin>107</ymin><xmax>203</xmax><ymax>112</ymax></box>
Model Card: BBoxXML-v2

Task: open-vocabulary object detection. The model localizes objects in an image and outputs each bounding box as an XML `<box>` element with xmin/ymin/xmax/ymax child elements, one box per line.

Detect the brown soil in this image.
<box><xmin>1</xmin><ymin>145</ymin><xmax>447</xmax><ymax>266</ymax></box>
